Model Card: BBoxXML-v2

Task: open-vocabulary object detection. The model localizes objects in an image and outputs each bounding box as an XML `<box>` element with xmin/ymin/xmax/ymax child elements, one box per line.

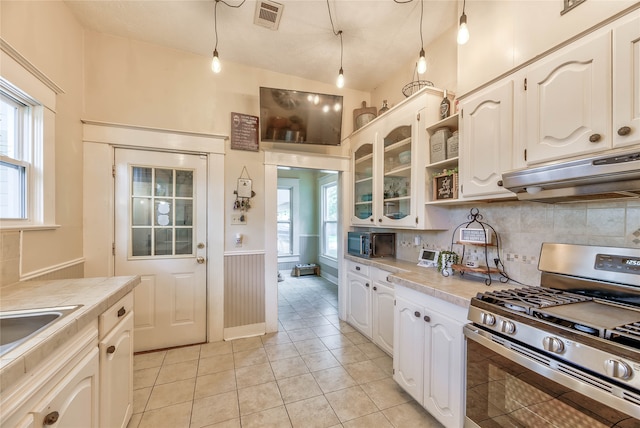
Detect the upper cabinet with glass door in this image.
<box><xmin>350</xmin><ymin>88</ymin><xmax>447</xmax><ymax>229</ymax></box>
<box><xmin>351</xmin><ymin>127</ymin><xmax>376</xmax><ymax>226</ymax></box>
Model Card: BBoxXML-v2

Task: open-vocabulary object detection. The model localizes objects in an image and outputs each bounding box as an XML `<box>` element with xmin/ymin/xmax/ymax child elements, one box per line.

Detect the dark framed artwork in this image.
<box><xmin>433</xmin><ymin>172</ymin><xmax>458</xmax><ymax>200</ymax></box>
<box><xmin>230</xmin><ymin>112</ymin><xmax>259</xmax><ymax>151</ymax></box>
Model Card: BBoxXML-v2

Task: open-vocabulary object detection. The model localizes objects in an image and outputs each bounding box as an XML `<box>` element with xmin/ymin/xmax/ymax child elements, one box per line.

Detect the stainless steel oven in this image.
<box><xmin>464</xmin><ymin>243</ymin><xmax>640</xmax><ymax>427</ymax></box>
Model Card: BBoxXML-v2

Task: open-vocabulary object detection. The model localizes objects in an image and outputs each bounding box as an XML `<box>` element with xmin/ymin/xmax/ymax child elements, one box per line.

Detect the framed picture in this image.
<box><xmin>237</xmin><ymin>178</ymin><xmax>253</xmax><ymax>198</ymax></box>
<box><xmin>433</xmin><ymin>172</ymin><xmax>458</xmax><ymax>200</ymax></box>
<box><xmin>230</xmin><ymin>112</ymin><xmax>259</xmax><ymax>152</ymax></box>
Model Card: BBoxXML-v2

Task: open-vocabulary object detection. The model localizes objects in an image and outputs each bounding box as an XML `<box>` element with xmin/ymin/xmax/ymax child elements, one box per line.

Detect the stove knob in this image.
<box><xmin>480</xmin><ymin>313</ymin><xmax>496</xmax><ymax>326</ymax></box>
<box><xmin>542</xmin><ymin>336</ymin><xmax>564</xmax><ymax>354</ymax></box>
<box><xmin>604</xmin><ymin>359</ymin><xmax>633</xmax><ymax>380</ymax></box>
<box><xmin>500</xmin><ymin>320</ymin><xmax>516</xmax><ymax>334</ymax></box>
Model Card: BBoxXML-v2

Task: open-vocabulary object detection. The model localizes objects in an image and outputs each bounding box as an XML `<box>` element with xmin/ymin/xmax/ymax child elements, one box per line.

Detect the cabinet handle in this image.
<box><xmin>43</xmin><ymin>411</ymin><xmax>59</xmax><ymax>425</ymax></box>
<box><xmin>497</xmin><ymin>180</ymin><xmax>503</xmax><ymax>187</ymax></box>
<box><xmin>107</xmin><ymin>345</ymin><xmax>116</xmax><ymax>354</ymax></box>
<box><xmin>618</xmin><ymin>126</ymin><xmax>631</xmax><ymax>136</ymax></box>
<box><xmin>423</xmin><ymin>315</ymin><xmax>431</xmax><ymax>322</ymax></box>
<box><xmin>414</xmin><ymin>311</ymin><xmax>421</xmax><ymax>318</ymax></box>
<box><xmin>366</xmin><ymin>283</ymin><xmax>370</xmax><ymax>288</ymax></box>
<box><xmin>373</xmin><ymin>286</ymin><xmax>377</xmax><ymax>291</ymax></box>
<box><xmin>589</xmin><ymin>133</ymin><xmax>601</xmax><ymax>143</ymax></box>
<box><xmin>386</xmin><ymin>276</ymin><xmax>391</xmax><ymax>282</ymax></box>
<box><xmin>117</xmin><ymin>307</ymin><xmax>126</xmax><ymax>317</ymax></box>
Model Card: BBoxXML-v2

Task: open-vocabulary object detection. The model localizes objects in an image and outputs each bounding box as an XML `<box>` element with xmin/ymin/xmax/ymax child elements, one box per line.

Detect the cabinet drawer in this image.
<box><xmin>347</xmin><ymin>260</ymin><xmax>370</xmax><ymax>277</ymax></box>
<box><xmin>371</xmin><ymin>267</ymin><xmax>395</xmax><ymax>285</ymax></box>
<box><xmin>99</xmin><ymin>293</ymin><xmax>134</xmax><ymax>338</ymax></box>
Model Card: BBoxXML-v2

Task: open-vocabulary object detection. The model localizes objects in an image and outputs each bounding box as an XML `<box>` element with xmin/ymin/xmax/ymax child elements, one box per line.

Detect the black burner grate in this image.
<box><xmin>477</xmin><ymin>287</ymin><xmax>593</xmax><ymax>314</ymax></box>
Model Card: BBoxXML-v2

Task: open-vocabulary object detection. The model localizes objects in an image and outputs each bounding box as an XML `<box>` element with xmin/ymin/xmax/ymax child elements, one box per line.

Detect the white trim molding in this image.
<box><xmin>21</xmin><ymin>257</ymin><xmax>84</xmax><ymax>281</ymax></box>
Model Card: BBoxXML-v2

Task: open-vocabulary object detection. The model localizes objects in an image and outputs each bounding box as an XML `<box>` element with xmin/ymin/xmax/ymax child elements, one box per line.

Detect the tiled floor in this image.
<box><xmin>127</xmin><ymin>272</ymin><xmax>444</xmax><ymax>428</ymax></box>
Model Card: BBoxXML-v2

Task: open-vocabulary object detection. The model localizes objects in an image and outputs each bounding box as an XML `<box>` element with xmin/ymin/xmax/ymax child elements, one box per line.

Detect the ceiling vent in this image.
<box><xmin>254</xmin><ymin>0</ymin><xmax>284</xmax><ymax>30</ymax></box>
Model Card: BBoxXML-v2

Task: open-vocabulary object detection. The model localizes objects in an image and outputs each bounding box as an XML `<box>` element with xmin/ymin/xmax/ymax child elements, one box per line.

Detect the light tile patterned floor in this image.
<box><xmin>127</xmin><ymin>273</ymin><xmax>444</xmax><ymax>428</ymax></box>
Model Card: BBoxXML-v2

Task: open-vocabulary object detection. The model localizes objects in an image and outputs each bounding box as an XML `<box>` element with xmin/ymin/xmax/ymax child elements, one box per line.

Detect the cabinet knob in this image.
<box><xmin>366</xmin><ymin>283</ymin><xmax>370</xmax><ymax>288</ymax></box>
<box><xmin>378</xmin><ymin>218</ymin><xmax>382</xmax><ymax>223</ymax></box>
<box><xmin>423</xmin><ymin>315</ymin><xmax>431</xmax><ymax>322</ymax></box>
<box><xmin>497</xmin><ymin>180</ymin><xmax>503</xmax><ymax>187</ymax></box>
<box><xmin>107</xmin><ymin>345</ymin><xmax>116</xmax><ymax>354</ymax></box>
<box><xmin>373</xmin><ymin>286</ymin><xmax>377</xmax><ymax>291</ymax></box>
<box><xmin>589</xmin><ymin>133</ymin><xmax>601</xmax><ymax>143</ymax></box>
<box><xmin>117</xmin><ymin>307</ymin><xmax>126</xmax><ymax>317</ymax></box>
<box><xmin>618</xmin><ymin>126</ymin><xmax>631</xmax><ymax>136</ymax></box>
<box><xmin>43</xmin><ymin>411</ymin><xmax>59</xmax><ymax>425</ymax></box>
<box><xmin>355</xmin><ymin>266</ymin><xmax>360</xmax><ymax>271</ymax></box>
<box><xmin>414</xmin><ymin>311</ymin><xmax>421</xmax><ymax>318</ymax></box>
<box><xmin>370</xmin><ymin>218</ymin><xmax>374</xmax><ymax>222</ymax></box>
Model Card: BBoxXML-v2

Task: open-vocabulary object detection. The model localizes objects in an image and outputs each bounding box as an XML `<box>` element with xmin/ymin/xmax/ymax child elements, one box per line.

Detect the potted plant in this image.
<box><xmin>438</xmin><ymin>250</ymin><xmax>459</xmax><ymax>276</ymax></box>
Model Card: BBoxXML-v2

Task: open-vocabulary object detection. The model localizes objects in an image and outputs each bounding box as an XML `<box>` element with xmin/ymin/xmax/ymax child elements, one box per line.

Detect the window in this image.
<box><xmin>321</xmin><ymin>178</ymin><xmax>338</xmax><ymax>259</ymax></box>
<box><xmin>277</xmin><ymin>187</ymin><xmax>292</xmax><ymax>255</ymax></box>
<box><xmin>0</xmin><ymin>90</ymin><xmax>30</xmax><ymax>219</ymax></box>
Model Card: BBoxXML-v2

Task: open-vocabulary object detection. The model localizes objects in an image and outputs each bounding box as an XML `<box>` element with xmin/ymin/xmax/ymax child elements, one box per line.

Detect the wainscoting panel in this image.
<box><xmin>224</xmin><ymin>253</ymin><xmax>265</xmax><ymax>328</ymax></box>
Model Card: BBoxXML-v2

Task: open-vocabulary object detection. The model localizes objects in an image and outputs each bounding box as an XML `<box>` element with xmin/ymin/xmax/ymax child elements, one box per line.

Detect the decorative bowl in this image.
<box><xmin>399</xmin><ymin>150</ymin><xmax>411</xmax><ymax>164</ymax></box>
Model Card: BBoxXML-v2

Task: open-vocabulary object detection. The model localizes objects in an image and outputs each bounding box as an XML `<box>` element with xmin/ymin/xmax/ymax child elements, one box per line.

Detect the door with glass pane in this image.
<box><xmin>114</xmin><ymin>149</ymin><xmax>207</xmax><ymax>352</ymax></box>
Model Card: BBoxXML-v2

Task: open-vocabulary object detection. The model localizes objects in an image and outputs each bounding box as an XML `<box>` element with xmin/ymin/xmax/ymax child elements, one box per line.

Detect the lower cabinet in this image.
<box><xmin>0</xmin><ymin>323</ymin><xmax>100</xmax><ymax>428</ymax></box>
<box><xmin>99</xmin><ymin>293</ymin><xmax>134</xmax><ymax>428</ymax></box>
<box><xmin>393</xmin><ymin>285</ymin><xmax>467</xmax><ymax>428</ymax></box>
<box><xmin>345</xmin><ymin>259</ymin><xmax>395</xmax><ymax>355</ymax></box>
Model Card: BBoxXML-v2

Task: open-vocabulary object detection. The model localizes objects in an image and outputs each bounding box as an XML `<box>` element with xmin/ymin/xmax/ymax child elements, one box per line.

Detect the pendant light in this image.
<box><xmin>336</xmin><ymin>31</ymin><xmax>345</xmax><ymax>88</ymax></box>
<box><xmin>327</xmin><ymin>1</ymin><xmax>345</xmax><ymax>88</ymax></box>
<box><xmin>211</xmin><ymin>0</ymin><xmax>221</xmax><ymax>73</ymax></box>
<box><xmin>457</xmin><ymin>0</ymin><xmax>470</xmax><ymax>45</ymax></box>
<box><xmin>416</xmin><ymin>0</ymin><xmax>427</xmax><ymax>74</ymax></box>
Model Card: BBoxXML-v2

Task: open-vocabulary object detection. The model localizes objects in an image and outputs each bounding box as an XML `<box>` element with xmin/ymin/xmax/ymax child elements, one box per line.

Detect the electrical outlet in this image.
<box><xmin>231</xmin><ymin>214</ymin><xmax>246</xmax><ymax>225</ymax></box>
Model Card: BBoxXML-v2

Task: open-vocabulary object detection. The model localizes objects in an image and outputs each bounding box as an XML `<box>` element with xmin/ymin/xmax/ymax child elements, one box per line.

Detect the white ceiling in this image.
<box><xmin>64</xmin><ymin>0</ymin><xmax>458</xmax><ymax>92</ymax></box>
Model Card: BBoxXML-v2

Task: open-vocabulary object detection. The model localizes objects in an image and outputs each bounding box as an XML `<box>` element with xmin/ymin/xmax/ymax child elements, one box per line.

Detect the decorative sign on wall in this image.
<box><xmin>230</xmin><ymin>112</ymin><xmax>259</xmax><ymax>151</ymax></box>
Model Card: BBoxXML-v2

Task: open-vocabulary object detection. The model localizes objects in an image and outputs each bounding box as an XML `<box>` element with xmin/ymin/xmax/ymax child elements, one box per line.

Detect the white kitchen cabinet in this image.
<box><xmin>371</xmin><ymin>268</ymin><xmax>395</xmax><ymax>355</ymax></box>
<box><xmin>524</xmin><ymin>30</ymin><xmax>611</xmax><ymax>164</ymax></box>
<box><xmin>613</xmin><ymin>13</ymin><xmax>640</xmax><ymax>149</ymax></box>
<box><xmin>99</xmin><ymin>293</ymin><xmax>134</xmax><ymax>428</ymax></box>
<box><xmin>346</xmin><ymin>265</ymin><xmax>372</xmax><ymax>338</ymax></box>
<box><xmin>0</xmin><ymin>323</ymin><xmax>100</xmax><ymax>428</ymax></box>
<box><xmin>32</xmin><ymin>348</ymin><xmax>99</xmax><ymax>428</ymax></box>
<box><xmin>350</xmin><ymin>88</ymin><xmax>447</xmax><ymax>229</ymax></box>
<box><xmin>344</xmin><ymin>260</ymin><xmax>395</xmax><ymax>355</ymax></box>
<box><xmin>459</xmin><ymin>79</ymin><xmax>515</xmax><ymax>198</ymax></box>
<box><xmin>393</xmin><ymin>285</ymin><xmax>467</xmax><ymax>428</ymax></box>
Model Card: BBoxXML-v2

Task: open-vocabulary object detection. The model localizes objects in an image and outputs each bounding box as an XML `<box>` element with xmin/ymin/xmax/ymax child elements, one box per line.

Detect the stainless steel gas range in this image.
<box><xmin>464</xmin><ymin>243</ymin><xmax>640</xmax><ymax>427</ymax></box>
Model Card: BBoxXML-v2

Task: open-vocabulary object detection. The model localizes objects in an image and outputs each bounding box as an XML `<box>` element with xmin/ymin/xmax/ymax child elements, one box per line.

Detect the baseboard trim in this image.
<box><xmin>223</xmin><ymin>322</ymin><xmax>266</xmax><ymax>341</ymax></box>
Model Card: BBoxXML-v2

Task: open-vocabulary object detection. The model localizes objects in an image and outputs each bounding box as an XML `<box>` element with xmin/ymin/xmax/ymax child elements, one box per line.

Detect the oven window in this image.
<box><xmin>466</xmin><ymin>339</ymin><xmax>639</xmax><ymax>427</ymax></box>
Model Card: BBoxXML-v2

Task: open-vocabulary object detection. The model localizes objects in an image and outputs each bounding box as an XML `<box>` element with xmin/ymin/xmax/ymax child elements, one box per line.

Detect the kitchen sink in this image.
<box><xmin>0</xmin><ymin>305</ymin><xmax>81</xmax><ymax>356</ymax></box>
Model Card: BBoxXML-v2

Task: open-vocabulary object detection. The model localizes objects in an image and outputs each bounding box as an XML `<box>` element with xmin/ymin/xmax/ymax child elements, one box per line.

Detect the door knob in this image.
<box><xmin>196</xmin><ymin>256</ymin><xmax>205</xmax><ymax>264</ymax></box>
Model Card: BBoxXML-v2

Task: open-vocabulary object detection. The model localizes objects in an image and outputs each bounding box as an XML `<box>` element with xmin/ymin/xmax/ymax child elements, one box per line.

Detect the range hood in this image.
<box><xmin>501</xmin><ymin>149</ymin><xmax>640</xmax><ymax>203</ymax></box>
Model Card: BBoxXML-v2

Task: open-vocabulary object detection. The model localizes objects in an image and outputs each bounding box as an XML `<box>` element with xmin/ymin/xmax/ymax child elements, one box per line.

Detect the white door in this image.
<box><xmin>372</xmin><ymin>280</ymin><xmax>394</xmax><ymax>355</ymax></box>
<box><xmin>346</xmin><ymin>273</ymin><xmax>372</xmax><ymax>337</ymax></box>
<box><xmin>613</xmin><ymin>14</ymin><xmax>640</xmax><ymax>149</ymax></box>
<box><xmin>115</xmin><ymin>148</ymin><xmax>207</xmax><ymax>352</ymax></box>
<box><xmin>393</xmin><ymin>295</ymin><xmax>424</xmax><ymax>403</ymax></box>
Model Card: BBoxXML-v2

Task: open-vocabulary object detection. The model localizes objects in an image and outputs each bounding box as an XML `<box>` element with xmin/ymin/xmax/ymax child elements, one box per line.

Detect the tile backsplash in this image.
<box><xmin>1</xmin><ymin>231</ymin><xmax>20</xmax><ymax>286</ymax></box>
<box><xmin>395</xmin><ymin>199</ymin><xmax>640</xmax><ymax>287</ymax></box>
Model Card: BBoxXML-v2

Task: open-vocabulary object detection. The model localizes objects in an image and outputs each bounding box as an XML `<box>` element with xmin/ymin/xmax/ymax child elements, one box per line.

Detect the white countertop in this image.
<box><xmin>345</xmin><ymin>254</ymin><xmax>515</xmax><ymax>308</ymax></box>
<box><xmin>0</xmin><ymin>276</ymin><xmax>140</xmax><ymax>393</ymax></box>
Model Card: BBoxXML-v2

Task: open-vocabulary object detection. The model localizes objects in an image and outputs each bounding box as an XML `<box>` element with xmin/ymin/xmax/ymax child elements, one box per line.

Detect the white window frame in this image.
<box><xmin>319</xmin><ymin>173</ymin><xmax>338</xmax><ymax>265</ymax></box>
<box><xmin>277</xmin><ymin>178</ymin><xmax>299</xmax><ymax>263</ymax></box>
<box><xmin>1</xmin><ymin>43</ymin><xmax>59</xmax><ymax>229</ymax></box>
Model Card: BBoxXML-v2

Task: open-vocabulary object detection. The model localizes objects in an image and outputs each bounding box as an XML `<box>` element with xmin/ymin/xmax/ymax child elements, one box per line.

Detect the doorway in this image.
<box><xmin>264</xmin><ymin>150</ymin><xmax>350</xmax><ymax>334</ymax></box>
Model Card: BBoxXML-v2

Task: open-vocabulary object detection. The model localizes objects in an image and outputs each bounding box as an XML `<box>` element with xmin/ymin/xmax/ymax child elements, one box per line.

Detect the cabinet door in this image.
<box><xmin>352</xmin><ymin>130</ymin><xmax>376</xmax><ymax>226</ymax></box>
<box><xmin>100</xmin><ymin>312</ymin><xmax>134</xmax><ymax>428</ymax></box>
<box><xmin>346</xmin><ymin>273</ymin><xmax>372</xmax><ymax>337</ymax></box>
<box><xmin>33</xmin><ymin>348</ymin><xmax>99</xmax><ymax>428</ymax></box>
<box><xmin>613</xmin><ymin>14</ymin><xmax>640</xmax><ymax>149</ymax></box>
<box><xmin>460</xmin><ymin>80</ymin><xmax>514</xmax><ymax>197</ymax></box>
<box><xmin>393</xmin><ymin>295</ymin><xmax>424</xmax><ymax>403</ymax></box>
<box><xmin>525</xmin><ymin>31</ymin><xmax>611</xmax><ymax>164</ymax></box>
<box><xmin>372</xmin><ymin>280</ymin><xmax>394</xmax><ymax>355</ymax></box>
<box><xmin>378</xmin><ymin>104</ymin><xmax>426</xmax><ymax>228</ymax></box>
<box><xmin>423</xmin><ymin>310</ymin><xmax>465</xmax><ymax>428</ymax></box>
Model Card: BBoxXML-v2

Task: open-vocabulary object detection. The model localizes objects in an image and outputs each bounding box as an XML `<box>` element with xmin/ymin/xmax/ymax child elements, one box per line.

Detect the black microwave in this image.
<box><xmin>347</xmin><ymin>232</ymin><xmax>395</xmax><ymax>258</ymax></box>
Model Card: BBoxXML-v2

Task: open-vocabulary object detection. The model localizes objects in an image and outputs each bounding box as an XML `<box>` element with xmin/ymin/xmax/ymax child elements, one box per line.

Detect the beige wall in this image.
<box><xmin>82</xmin><ymin>31</ymin><xmax>369</xmax><ymax>253</ymax></box>
<box><xmin>457</xmin><ymin>0</ymin><xmax>638</xmax><ymax>95</ymax></box>
<box><xmin>0</xmin><ymin>1</ymin><xmax>85</xmax><ymax>280</ymax></box>
<box><xmin>371</xmin><ymin>24</ymin><xmax>458</xmax><ymax>112</ymax></box>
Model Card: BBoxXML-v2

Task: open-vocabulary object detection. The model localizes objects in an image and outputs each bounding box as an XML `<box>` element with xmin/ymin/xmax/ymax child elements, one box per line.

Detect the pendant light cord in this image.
<box><xmin>326</xmin><ymin>0</ymin><xmax>343</xmax><ymax>70</ymax></box>
<box><xmin>213</xmin><ymin>0</ymin><xmax>246</xmax><ymax>51</ymax></box>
